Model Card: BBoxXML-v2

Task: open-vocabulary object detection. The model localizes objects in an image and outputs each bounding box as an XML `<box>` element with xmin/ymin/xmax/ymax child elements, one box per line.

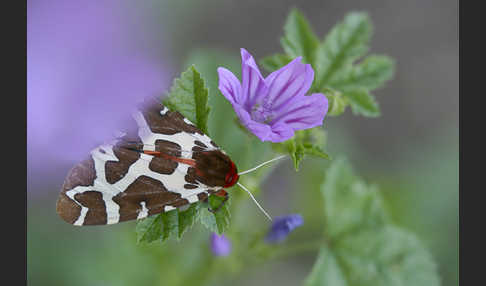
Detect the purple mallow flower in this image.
<box><xmin>218</xmin><ymin>48</ymin><xmax>328</xmax><ymax>142</ymax></box>
<box><xmin>265</xmin><ymin>214</ymin><xmax>304</xmax><ymax>243</ymax></box>
<box><xmin>210</xmin><ymin>233</ymin><xmax>232</xmax><ymax>257</ymax></box>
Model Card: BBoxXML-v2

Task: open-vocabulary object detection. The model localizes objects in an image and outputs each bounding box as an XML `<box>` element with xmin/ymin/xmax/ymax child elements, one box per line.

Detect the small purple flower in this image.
<box><xmin>265</xmin><ymin>214</ymin><xmax>304</xmax><ymax>243</ymax></box>
<box><xmin>218</xmin><ymin>48</ymin><xmax>328</xmax><ymax>143</ymax></box>
<box><xmin>210</xmin><ymin>233</ymin><xmax>232</xmax><ymax>257</ymax></box>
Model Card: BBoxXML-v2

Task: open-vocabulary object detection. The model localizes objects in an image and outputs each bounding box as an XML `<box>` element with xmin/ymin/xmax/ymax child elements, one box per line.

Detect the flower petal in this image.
<box><xmin>210</xmin><ymin>233</ymin><xmax>231</xmax><ymax>256</ymax></box>
<box><xmin>268</xmin><ymin>121</ymin><xmax>295</xmax><ymax>143</ymax></box>
<box><xmin>234</xmin><ymin>105</ymin><xmax>273</xmax><ymax>141</ymax></box>
<box><xmin>263</xmin><ymin>57</ymin><xmax>314</xmax><ymax>111</ymax></box>
<box><xmin>272</xmin><ymin>93</ymin><xmax>328</xmax><ymax>130</ymax></box>
<box><xmin>265</xmin><ymin>214</ymin><xmax>304</xmax><ymax>243</ymax></box>
<box><xmin>217</xmin><ymin>67</ymin><xmax>242</xmax><ymax>105</ymax></box>
<box><xmin>240</xmin><ymin>48</ymin><xmax>268</xmax><ymax>109</ymax></box>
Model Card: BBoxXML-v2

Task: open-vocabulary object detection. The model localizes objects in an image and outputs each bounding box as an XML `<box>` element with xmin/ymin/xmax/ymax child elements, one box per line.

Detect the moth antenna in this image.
<box><xmin>237</xmin><ymin>182</ymin><xmax>273</xmax><ymax>221</ymax></box>
<box><xmin>238</xmin><ymin>155</ymin><xmax>286</xmax><ymax>176</ymax></box>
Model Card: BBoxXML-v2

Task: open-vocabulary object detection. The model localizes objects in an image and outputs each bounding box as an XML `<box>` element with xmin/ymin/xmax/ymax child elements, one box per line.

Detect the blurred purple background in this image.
<box><xmin>27</xmin><ymin>0</ymin><xmax>172</xmax><ymax>195</ymax></box>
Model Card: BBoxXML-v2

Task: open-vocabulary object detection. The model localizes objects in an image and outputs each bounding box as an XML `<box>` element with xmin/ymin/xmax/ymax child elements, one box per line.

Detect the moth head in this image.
<box><xmin>193</xmin><ymin>150</ymin><xmax>239</xmax><ymax>187</ymax></box>
<box><xmin>223</xmin><ymin>160</ymin><xmax>239</xmax><ymax>188</ymax></box>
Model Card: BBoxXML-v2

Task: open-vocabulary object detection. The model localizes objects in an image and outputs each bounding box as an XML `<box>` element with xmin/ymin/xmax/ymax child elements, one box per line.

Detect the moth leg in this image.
<box><xmin>208</xmin><ymin>189</ymin><xmax>228</xmax><ymax>213</ymax></box>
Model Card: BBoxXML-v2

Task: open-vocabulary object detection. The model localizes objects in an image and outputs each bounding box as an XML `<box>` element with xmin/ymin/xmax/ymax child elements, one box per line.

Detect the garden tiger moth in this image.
<box><xmin>56</xmin><ymin>97</ymin><xmax>276</xmax><ymax>226</ymax></box>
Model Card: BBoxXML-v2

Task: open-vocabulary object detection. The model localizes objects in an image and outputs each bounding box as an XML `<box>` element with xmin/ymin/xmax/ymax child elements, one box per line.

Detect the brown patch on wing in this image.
<box><xmin>139</xmin><ymin>99</ymin><xmax>203</xmax><ymax>135</ymax></box>
<box><xmin>197</xmin><ymin>192</ymin><xmax>208</xmax><ymax>202</ymax></box>
<box><xmin>147</xmin><ymin>140</ymin><xmax>180</xmax><ymax>174</ymax></box>
<box><xmin>194</xmin><ymin>140</ymin><xmax>207</xmax><ymax>149</ymax></box>
<box><xmin>74</xmin><ymin>191</ymin><xmax>107</xmax><ymax>225</ymax></box>
<box><xmin>112</xmin><ymin>175</ymin><xmax>184</xmax><ymax>221</ymax></box>
<box><xmin>57</xmin><ymin>157</ymin><xmax>97</xmax><ymax>224</ymax></box>
<box><xmin>148</xmin><ymin>157</ymin><xmax>178</xmax><ymax>175</ymax></box>
<box><xmin>62</xmin><ymin>157</ymin><xmax>97</xmax><ymax>188</ymax></box>
<box><xmin>192</xmin><ymin>146</ymin><xmax>205</xmax><ymax>153</ymax></box>
<box><xmin>117</xmin><ymin>139</ymin><xmax>143</xmax><ymax>152</ymax></box>
<box><xmin>185</xmin><ymin>167</ymin><xmax>198</xmax><ymax>184</ymax></box>
<box><xmin>155</xmin><ymin>139</ymin><xmax>181</xmax><ymax>157</ymax></box>
<box><xmin>184</xmin><ymin>184</ymin><xmax>198</xmax><ymax>189</ymax></box>
<box><xmin>105</xmin><ymin>147</ymin><xmax>140</xmax><ymax>184</ymax></box>
<box><xmin>56</xmin><ymin>193</ymin><xmax>82</xmax><ymax>225</ymax></box>
<box><xmin>210</xmin><ymin>140</ymin><xmax>219</xmax><ymax>148</ymax></box>
<box><xmin>165</xmin><ymin>198</ymin><xmax>190</xmax><ymax>209</ymax></box>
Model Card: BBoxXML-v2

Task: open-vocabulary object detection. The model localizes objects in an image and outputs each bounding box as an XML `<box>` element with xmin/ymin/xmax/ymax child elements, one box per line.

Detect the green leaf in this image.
<box><xmin>344</xmin><ymin>89</ymin><xmax>380</xmax><ymax>117</ymax></box>
<box><xmin>324</xmin><ymin>79</ymin><xmax>382</xmax><ymax>118</ymax></box>
<box><xmin>305</xmin><ymin>227</ymin><xmax>440</xmax><ymax>286</ymax></box>
<box><xmin>163</xmin><ymin>65</ymin><xmax>210</xmax><ymax>134</ymax></box>
<box><xmin>329</xmin><ymin>55</ymin><xmax>395</xmax><ymax>92</ymax></box>
<box><xmin>281</xmin><ymin>8</ymin><xmax>320</xmax><ymax>64</ymax></box>
<box><xmin>136</xmin><ymin>214</ymin><xmax>164</xmax><ymax>244</ymax></box>
<box><xmin>303</xmin><ymin>144</ymin><xmax>331</xmax><ymax>160</ymax></box>
<box><xmin>274</xmin><ymin>129</ymin><xmax>331</xmax><ymax>171</ymax></box>
<box><xmin>176</xmin><ymin>204</ymin><xmax>200</xmax><ymax>238</ymax></box>
<box><xmin>260</xmin><ymin>53</ymin><xmax>293</xmax><ymax>72</ymax></box>
<box><xmin>323</xmin><ymin>88</ymin><xmax>348</xmax><ymax>116</ymax></box>
<box><xmin>272</xmin><ymin>137</ymin><xmax>300</xmax><ymax>171</ymax></box>
<box><xmin>321</xmin><ymin>158</ymin><xmax>387</xmax><ymax>239</ymax></box>
<box><xmin>289</xmin><ymin>138</ymin><xmax>306</xmax><ymax>171</ymax></box>
<box><xmin>332</xmin><ymin>225</ymin><xmax>441</xmax><ymax>286</ymax></box>
<box><xmin>314</xmin><ymin>12</ymin><xmax>372</xmax><ymax>92</ymax></box>
<box><xmin>199</xmin><ymin>195</ymin><xmax>231</xmax><ymax>234</ymax></box>
<box><xmin>304</xmin><ymin>246</ymin><xmax>348</xmax><ymax>286</ymax></box>
<box><xmin>305</xmin><ymin>158</ymin><xmax>441</xmax><ymax>286</ymax></box>
<box><xmin>136</xmin><ymin>203</ymin><xmax>200</xmax><ymax>244</ymax></box>
<box><xmin>160</xmin><ymin>210</ymin><xmax>179</xmax><ymax>241</ymax></box>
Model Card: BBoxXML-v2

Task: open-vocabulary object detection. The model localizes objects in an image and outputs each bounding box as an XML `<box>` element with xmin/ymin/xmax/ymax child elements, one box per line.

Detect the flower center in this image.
<box><xmin>250</xmin><ymin>103</ymin><xmax>274</xmax><ymax>124</ymax></box>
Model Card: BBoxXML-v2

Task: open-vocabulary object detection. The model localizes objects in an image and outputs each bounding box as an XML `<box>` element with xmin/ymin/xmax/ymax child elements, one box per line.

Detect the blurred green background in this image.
<box><xmin>27</xmin><ymin>0</ymin><xmax>458</xmax><ymax>285</ymax></box>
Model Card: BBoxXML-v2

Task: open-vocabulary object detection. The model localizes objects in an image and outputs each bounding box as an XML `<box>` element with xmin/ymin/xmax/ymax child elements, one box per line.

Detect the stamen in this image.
<box><xmin>237</xmin><ymin>182</ymin><xmax>272</xmax><ymax>221</ymax></box>
<box><xmin>238</xmin><ymin>155</ymin><xmax>286</xmax><ymax>176</ymax></box>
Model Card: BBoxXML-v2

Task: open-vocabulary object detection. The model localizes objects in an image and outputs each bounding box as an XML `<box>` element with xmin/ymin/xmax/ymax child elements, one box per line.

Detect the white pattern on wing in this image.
<box><xmin>187</xmin><ymin>194</ymin><xmax>200</xmax><ymax>203</ymax></box>
<box><xmin>164</xmin><ymin>205</ymin><xmax>176</xmax><ymax>212</ymax></box>
<box><xmin>183</xmin><ymin>117</ymin><xmax>194</xmax><ymax>125</ymax></box>
<box><xmin>137</xmin><ymin>201</ymin><xmax>149</xmax><ymax>219</ymax></box>
<box><xmin>160</xmin><ymin>106</ymin><xmax>169</xmax><ymax>115</ymax></box>
<box><xmin>73</xmin><ymin>208</ymin><xmax>88</xmax><ymax>226</ymax></box>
